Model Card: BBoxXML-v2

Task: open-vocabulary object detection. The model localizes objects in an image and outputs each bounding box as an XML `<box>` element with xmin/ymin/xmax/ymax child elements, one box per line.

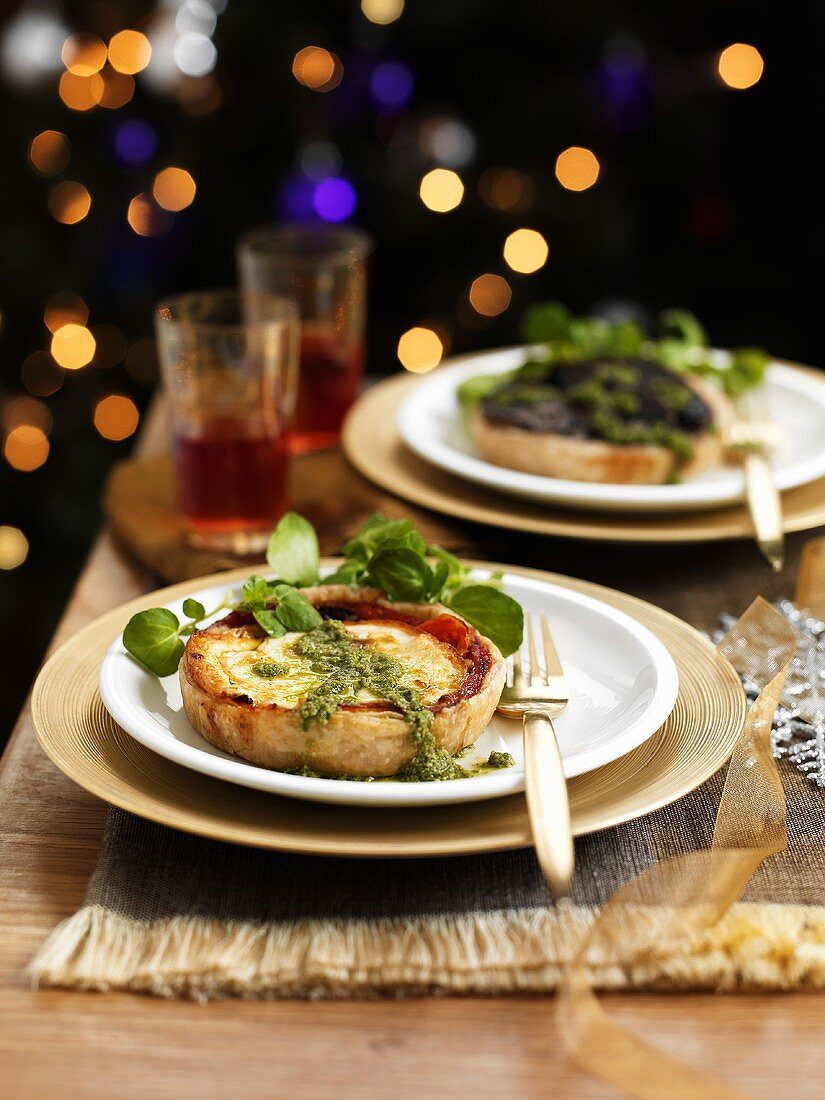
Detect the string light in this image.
<box><xmin>555</xmin><ymin>146</ymin><xmax>600</xmax><ymax>191</ymax></box>
<box><xmin>58</xmin><ymin>70</ymin><xmax>101</xmax><ymax>111</ymax></box>
<box><xmin>3</xmin><ymin>425</ymin><xmax>49</xmax><ymax>471</ymax></box>
<box><xmin>93</xmin><ymin>395</ymin><xmax>140</xmax><ymax>440</ymax></box>
<box><xmin>397</xmin><ymin>327</ymin><xmax>443</xmax><ymax>372</ymax></box>
<box><xmin>2</xmin><ymin>396</ymin><xmax>53</xmax><ymax>434</ymax></box>
<box><xmin>127</xmin><ymin>192</ymin><xmax>173</xmax><ymax>236</ymax></box>
<box><xmin>174</xmin><ymin>33</ymin><xmax>217</xmax><ymax>77</ymax></box>
<box><xmin>419</xmin><ymin>168</ymin><xmax>464</xmax><ymax>213</ymax></box>
<box><xmin>48</xmin><ymin>181</ymin><xmax>91</xmax><ymax>224</ymax></box>
<box><xmin>0</xmin><ymin>526</ymin><xmax>29</xmax><ymax>570</ymax></box>
<box><xmin>50</xmin><ymin>324</ymin><xmax>96</xmax><ymax>369</ymax></box>
<box><xmin>61</xmin><ymin>33</ymin><xmax>106</xmax><ymax>77</ymax></box>
<box><xmin>28</xmin><ymin>130</ymin><xmax>69</xmax><ymax>175</ymax></box>
<box><xmin>21</xmin><ymin>351</ymin><xmax>64</xmax><ymax>397</ymax></box>
<box><xmin>469</xmin><ymin>274</ymin><xmax>511</xmax><ymax>317</ymax></box>
<box><xmin>503</xmin><ymin>228</ymin><xmax>549</xmax><ymax>274</ymax></box>
<box><xmin>108</xmin><ymin>30</ymin><xmax>152</xmax><ymax>75</ymax></box>
<box><xmin>95</xmin><ymin>67</ymin><xmax>135</xmax><ymax>108</ymax></box>
<box><xmin>152</xmin><ymin>167</ymin><xmax>196</xmax><ymax>211</ymax></box>
<box><xmin>292</xmin><ymin>47</ymin><xmax>342</xmax><ymax>92</ymax></box>
<box><xmin>44</xmin><ymin>292</ymin><xmax>88</xmax><ymax>333</ymax></box>
<box><xmin>361</xmin><ymin>0</ymin><xmax>404</xmax><ymax>24</ymax></box>
<box><xmin>479</xmin><ymin>167</ymin><xmax>535</xmax><ymax>213</ymax></box>
<box><xmin>91</xmin><ymin>325</ymin><xmax>128</xmax><ymax>369</ymax></box>
<box><xmin>718</xmin><ymin>43</ymin><xmax>764</xmax><ymax>89</ymax></box>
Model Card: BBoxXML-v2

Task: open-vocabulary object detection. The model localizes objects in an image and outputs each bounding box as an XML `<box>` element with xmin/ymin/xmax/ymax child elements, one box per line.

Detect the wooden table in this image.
<box><xmin>2</xmin><ymin>405</ymin><xmax>824</xmax><ymax>1099</ymax></box>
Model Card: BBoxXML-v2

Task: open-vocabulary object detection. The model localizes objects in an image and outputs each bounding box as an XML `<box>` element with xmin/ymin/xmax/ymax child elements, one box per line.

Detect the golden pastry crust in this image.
<box><xmin>471</xmin><ymin>373</ymin><xmax>733</xmax><ymax>485</ymax></box>
<box><xmin>179</xmin><ymin>584</ymin><xmax>507</xmax><ymax>777</ymax></box>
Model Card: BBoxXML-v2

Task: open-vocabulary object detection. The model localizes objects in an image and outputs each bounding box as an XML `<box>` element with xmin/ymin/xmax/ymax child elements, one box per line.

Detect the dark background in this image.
<box><xmin>1</xmin><ymin>0</ymin><xmax>822</xmax><ymax>743</ymax></box>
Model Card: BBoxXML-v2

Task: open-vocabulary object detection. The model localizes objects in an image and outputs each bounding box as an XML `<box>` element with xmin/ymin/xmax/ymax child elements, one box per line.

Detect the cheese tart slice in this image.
<box><xmin>471</xmin><ymin>356</ymin><xmax>733</xmax><ymax>485</ymax></box>
<box><xmin>179</xmin><ymin>584</ymin><xmax>507</xmax><ymax>779</ymax></box>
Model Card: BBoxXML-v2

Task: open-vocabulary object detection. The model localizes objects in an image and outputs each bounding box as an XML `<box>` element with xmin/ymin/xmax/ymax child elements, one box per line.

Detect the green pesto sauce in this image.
<box><xmin>284</xmin><ymin>620</ymin><xmax>510</xmax><ymax>784</ymax></box>
<box><xmin>485</xmin><ymin>750</ymin><xmax>516</xmax><ymax>769</ymax></box>
<box><xmin>251</xmin><ymin>659</ymin><xmax>289</xmax><ymax>679</ymax></box>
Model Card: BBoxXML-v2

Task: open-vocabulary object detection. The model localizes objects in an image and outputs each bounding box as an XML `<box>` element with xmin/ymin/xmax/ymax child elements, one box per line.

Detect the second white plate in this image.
<box><xmin>98</xmin><ymin>567</ymin><xmax>679</xmax><ymax>809</ymax></box>
<box><xmin>397</xmin><ymin>348</ymin><xmax>825</xmax><ymax>513</ymax></box>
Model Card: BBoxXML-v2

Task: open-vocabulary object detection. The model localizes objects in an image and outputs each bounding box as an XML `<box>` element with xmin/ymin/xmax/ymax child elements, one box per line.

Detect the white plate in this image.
<box><xmin>397</xmin><ymin>348</ymin><xmax>825</xmax><ymax>513</ymax></box>
<box><xmin>98</xmin><ymin>569</ymin><xmax>679</xmax><ymax>808</ymax></box>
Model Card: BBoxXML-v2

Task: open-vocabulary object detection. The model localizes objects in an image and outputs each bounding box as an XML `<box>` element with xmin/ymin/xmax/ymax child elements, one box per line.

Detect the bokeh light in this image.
<box><xmin>419</xmin><ymin>118</ymin><xmax>476</xmax><ymax>168</ymax></box>
<box><xmin>174</xmin><ymin>33</ymin><xmax>217</xmax><ymax>77</ymax></box>
<box><xmin>28</xmin><ymin>130</ymin><xmax>69</xmax><ymax>175</ymax></box>
<box><xmin>361</xmin><ymin>0</ymin><xmax>404</xmax><ymax>24</ymax></box>
<box><xmin>397</xmin><ymin>327</ymin><xmax>443</xmax><ymax>373</ymax></box>
<box><xmin>95</xmin><ymin>67</ymin><xmax>135</xmax><ymax>109</ymax></box>
<box><xmin>58</xmin><ymin>70</ymin><xmax>101</xmax><ymax>111</ymax></box>
<box><xmin>115</xmin><ymin>120</ymin><xmax>158</xmax><ymax>165</ymax></box>
<box><xmin>50</xmin><ymin>324</ymin><xmax>96</xmax><ymax>369</ymax></box>
<box><xmin>108</xmin><ymin>30</ymin><xmax>152</xmax><ymax>75</ymax></box>
<box><xmin>177</xmin><ymin>74</ymin><xmax>222</xmax><ymax>115</ymax></box>
<box><xmin>125</xmin><ymin>340</ymin><xmax>159</xmax><ymax>384</ymax></box>
<box><xmin>44</xmin><ymin>291</ymin><xmax>88</xmax><ymax>333</ymax></box>
<box><xmin>153</xmin><ymin>167</ymin><xmax>196</xmax><ymax>211</ymax></box>
<box><xmin>718</xmin><ymin>43</ymin><xmax>764</xmax><ymax>89</ymax></box>
<box><xmin>61</xmin><ymin>33</ymin><xmax>106</xmax><ymax>77</ymax></box>
<box><xmin>312</xmin><ymin>177</ymin><xmax>356</xmax><ymax>222</ymax></box>
<box><xmin>419</xmin><ymin>168</ymin><xmax>464</xmax><ymax>213</ymax></box>
<box><xmin>0</xmin><ymin>526</ymin><xmax>29</xmax><ymax>571</ymax></box>
<box><xmin>292</xmin><ymin>46</ymin><xmax>342</xmax><ymax>92</ymax></box>
<box><xmin>479</xmin><ymin>167</ymin><xmax>535</xmax><ymax>212</ymax></box>
<box><xmin>2</xmin><ymin>396</ymin><xmax>53</xmax><ymax>434</ymax></box>
<box><xmin>4</xmin><ymin>425</ymin><xmax>49</xmax><ymax>471</ymax></box>
<box><xmin>22</xmin><ymin>351</ymin><xmax>64</xmax><ymax>397</ymax></box>
<box><xmin>469</xmin><ymin>274</ymin><xmax>512</xmax><ymax>317</ymax></box>
<box><xmin>370</xmin><ymin>61</ymin><xmax>413</xmax><ymax>108</ymax></box>
<box><xmin>127</xmin><ymin>192</ymin><xmax>173</xmax><ymax>236</ymax></box>
<box><xmin>503</xmin><ymin>228</ymin><xmax>549</xmax><ymax>274</ymax></box>
<box><xmin>299</xmin><ymin>140</ymin><xmax>342</xmax><ymax>181</ymax></box>
<box><xmin>48</xmin><ymin>181</ymin><xmax>91</xmax><ymax>224</ymax></box>
<box><xmin>91</xmin><ymin>324</ymin><xmax>129</xmax><ymax>369</ymax></box>
<box><xmin>93</xmin><ymin>395</ymin><xmax>140</xmax><ymax>440</ymax></box>
<box><xmin>555</xmin><ymin>146</ymin><xmax>600</xmax><ymax>191</ymax></box>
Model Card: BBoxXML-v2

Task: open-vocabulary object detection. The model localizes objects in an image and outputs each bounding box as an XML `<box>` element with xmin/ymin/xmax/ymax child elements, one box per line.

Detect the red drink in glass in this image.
<box><xmin>291</xmin><ymin>325</ymin><xmax>364</xmax><ymax>453</ymax></box>
<box><xmin>174</xmin><ymin>416</ymin><xmax>288</xmax><ymax>543</ymax></box>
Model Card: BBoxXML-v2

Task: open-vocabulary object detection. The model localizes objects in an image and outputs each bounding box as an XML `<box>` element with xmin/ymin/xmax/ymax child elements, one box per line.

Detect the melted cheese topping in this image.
<box><xmin>217</xmin><ymin>621</ymin><xmax>466</xmax><ymax>709</ymax></box>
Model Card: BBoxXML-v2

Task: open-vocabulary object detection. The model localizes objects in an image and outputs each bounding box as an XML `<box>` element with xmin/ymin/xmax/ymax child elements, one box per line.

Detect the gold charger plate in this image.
<box><xmin>31</xmin><ymin>562</ymin><xmax>745</xmax><ymax>857</ymax></box>
<box><xmin>342</xmin><ymin>368</ymin><xmax>825</xmax><ymax>543</ymax></box>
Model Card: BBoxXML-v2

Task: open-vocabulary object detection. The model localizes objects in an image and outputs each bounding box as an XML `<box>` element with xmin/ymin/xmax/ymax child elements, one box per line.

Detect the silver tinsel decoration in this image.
<box><xmin>713</xmin><ymin>601</ymin><xmax>825</xmax><ymax>788</ymax></box>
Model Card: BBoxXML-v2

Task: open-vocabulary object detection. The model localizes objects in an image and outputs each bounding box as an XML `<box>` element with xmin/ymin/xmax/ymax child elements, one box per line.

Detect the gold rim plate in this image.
<box><xmin>30</xmin><ymin>563</ymin><xmax>745</xmax><ymax>857</ymax></box>
<box><xmin>342</xmin><ymin>368</ymin><xmax>825</xmax><ymax>544</ymax></box>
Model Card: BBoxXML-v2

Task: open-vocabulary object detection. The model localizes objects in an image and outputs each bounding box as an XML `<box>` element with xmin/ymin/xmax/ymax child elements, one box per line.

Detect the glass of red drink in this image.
<box><xmin>237</xmin><ymin>224</ymin><xmax>373</xmax><ymax>453</ymax></box>
<box><xmin>155</xmin><ymin>289</ymin><xmax>299</xmax><ymax>553</ymax></box>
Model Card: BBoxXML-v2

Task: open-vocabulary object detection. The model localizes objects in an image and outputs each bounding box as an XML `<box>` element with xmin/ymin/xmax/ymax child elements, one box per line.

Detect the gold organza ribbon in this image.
<box><xmin>555</xmin><ymin>533</ymin><xmax>825</xmax><ymax>1099</ymax></box>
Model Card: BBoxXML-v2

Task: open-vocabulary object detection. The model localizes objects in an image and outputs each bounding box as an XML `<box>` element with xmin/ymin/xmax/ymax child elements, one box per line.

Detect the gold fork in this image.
<box><xmin>497</xmin><ymin>612</ymin><xmax>573</xmax><ymax>899</ymax></box>
<box><xmin>727</xmin><ymin>389</ymin><xmax>784</xmax><ymax>572</ymax></box>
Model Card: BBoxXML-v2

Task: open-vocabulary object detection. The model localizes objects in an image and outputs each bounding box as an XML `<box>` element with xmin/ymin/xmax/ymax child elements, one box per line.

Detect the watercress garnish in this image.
<box><xmin>123</xmin><ymin>511</ymin><xmax>526</xmax><ymax>676</ymax></box>
<box><xmin>266</xmin><ymin>511</ymin><xmax>320</xmax><ymax>587</ymax></box>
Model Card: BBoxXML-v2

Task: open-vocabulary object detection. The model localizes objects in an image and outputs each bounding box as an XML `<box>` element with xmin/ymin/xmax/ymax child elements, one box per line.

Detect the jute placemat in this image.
<box><xmin>30</xmin><ymin>750</ymin><xmax>825</xmax><ymax>1000</ymax></box>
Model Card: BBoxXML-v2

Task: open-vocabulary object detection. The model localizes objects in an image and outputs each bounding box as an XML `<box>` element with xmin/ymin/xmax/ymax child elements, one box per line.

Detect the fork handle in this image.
<box><xmin>523</xmin><ymin>710</ymin><xmax>574</xmax><ymax>900</ymax></box>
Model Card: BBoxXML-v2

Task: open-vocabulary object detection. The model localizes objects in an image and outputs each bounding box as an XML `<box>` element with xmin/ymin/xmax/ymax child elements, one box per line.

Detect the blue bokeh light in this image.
<box><xmin>369</xmin><ymin>60</ymin><xmax>413</xmax><ymax>109</ymax></box>
<box><xmin>312</xmin><ymin>177</ymin><xmax>357</xmax><ymax>222</ymax></box>
<box><xmin>114</xmin><ymin>120</ymin><xmax>158</xmax><ymax>166</ymax></box>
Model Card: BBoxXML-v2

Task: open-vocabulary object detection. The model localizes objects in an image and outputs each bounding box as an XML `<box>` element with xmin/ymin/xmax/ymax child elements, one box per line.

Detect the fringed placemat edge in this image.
<box><xmin>28</xmin><ymin>902</ymin><xmax>825</xmax><ymax>1002</ymax></box>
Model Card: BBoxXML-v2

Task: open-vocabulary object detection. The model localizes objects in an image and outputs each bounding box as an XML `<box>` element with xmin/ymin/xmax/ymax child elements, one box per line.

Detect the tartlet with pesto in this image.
<box><xmin>179</xmin><ymin>584</ymin><xmax>506</xmax><ymax>779</ymax></box>
<box><xmin>459</xmin><ymin>304</ymin><xmax>768</xmax><ymax>486</ymax></box>
<box><xmin>123</xmin><ymin>512</ymin><xmax>522</xmax><ymax>783</ymax></box>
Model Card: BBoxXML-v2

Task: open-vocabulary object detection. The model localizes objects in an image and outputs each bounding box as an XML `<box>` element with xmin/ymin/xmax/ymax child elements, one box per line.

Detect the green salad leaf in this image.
<box><xmin>123</xmin><ymin>511</ymin><xmax>526</xmax><ymax>675</ymax></box>
<box><xmin>266</xmin><ymin>512</ymin><xmax>320</xmax><ymax>587</ymax></box>
<box><xmin>123</xmin><ymin>608</ymin><xmax>186</xmax><ymax>677</ymax></box>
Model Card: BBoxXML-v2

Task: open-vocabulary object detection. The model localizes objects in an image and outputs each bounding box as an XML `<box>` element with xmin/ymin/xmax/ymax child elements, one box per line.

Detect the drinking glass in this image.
<box><xmin>155</xmin><ymin>289</ymin><xmax>299</xmax><ymax>553</ymax></box>
<box><xmin>237</xmin><ymin>224</ymin><xmax>373</xmax><ymax>452</ymax></box>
